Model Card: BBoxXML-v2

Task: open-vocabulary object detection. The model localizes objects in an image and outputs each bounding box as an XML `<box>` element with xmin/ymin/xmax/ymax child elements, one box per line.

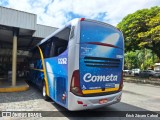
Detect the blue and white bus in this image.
<box><xmin>28</xmin><ymin>18</ymin><xmax>124</xmax><ymax>111</ymax></box>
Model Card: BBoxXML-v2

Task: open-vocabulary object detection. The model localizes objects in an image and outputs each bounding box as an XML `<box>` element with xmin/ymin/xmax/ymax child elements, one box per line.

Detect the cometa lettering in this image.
<box><xmin>83</xmin><ymin>73</ymin><xmax>118</xmax><ymax>82</ymax></box>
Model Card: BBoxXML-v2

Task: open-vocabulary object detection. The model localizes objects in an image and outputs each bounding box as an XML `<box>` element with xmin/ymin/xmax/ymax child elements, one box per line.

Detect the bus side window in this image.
<box><xmin>57</xmin><ymin>46</ymin><xmax>67</xmax><ymax>55</ymax></box>
<box><xmin>44</xmin><ymin>43</ymin><xmax>51</xmax><ymax>58</ymax></box>
<box><xmin>49</xmin><ymin>42</ymin><xmax>56</xmax><ymax>57</ymax></box>
<box><xmin>49</xmin><ymin>25</ymin><xmax>71</xmax><ymax>57</ymax></box>
<box><xmin>40</xmin><ymin>41</ymin><xmax>52</xmax><ymax>58</ymax></box>
<box><xmin>32</xmin><ymin>48</ymin><xmax>41</xmax><ymax>60</ymax></box>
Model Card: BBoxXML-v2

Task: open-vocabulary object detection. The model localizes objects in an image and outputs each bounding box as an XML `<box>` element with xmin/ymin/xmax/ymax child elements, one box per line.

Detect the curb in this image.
<box><xmin>124</xmin><ymin>78</ymin><xmax>160</xmax><ymax>86</ymax></box>
<box><xmin>0</xmin><ymin>84</ymin><xmax>29</xmax><ymax>92</ymax></box>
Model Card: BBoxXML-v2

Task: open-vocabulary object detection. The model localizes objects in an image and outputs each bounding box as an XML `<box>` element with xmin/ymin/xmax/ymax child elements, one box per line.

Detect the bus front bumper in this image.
<box><xmin>68</xmin><ymin>91</ymin><xmax>122</xmax><ymax>111</ymax></box>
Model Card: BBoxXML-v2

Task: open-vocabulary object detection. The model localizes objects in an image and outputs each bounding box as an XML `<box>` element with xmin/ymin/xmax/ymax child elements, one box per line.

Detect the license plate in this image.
<box><xmin>99</xmin><ymin>99</ymin><xmax>108</xmax><ymax>104</ymax></box>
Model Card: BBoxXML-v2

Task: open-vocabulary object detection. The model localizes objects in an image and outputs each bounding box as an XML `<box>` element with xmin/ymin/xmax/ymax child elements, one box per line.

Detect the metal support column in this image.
<box><xmin>12</xmin><ymin>29</ymin><xmax>18</xmax><ymax>86</ymax></box>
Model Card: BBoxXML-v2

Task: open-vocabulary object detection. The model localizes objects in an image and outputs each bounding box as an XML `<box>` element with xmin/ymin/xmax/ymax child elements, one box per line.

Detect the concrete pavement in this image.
<box><xmin>0</xmin><ymin>82</ymin><xmax>160</xmax><ymax>119</ymax></box>
<box><xmin>122</xmin><ymin>82</ymin><xmax>160</xmax><ymax>111</ymax></box>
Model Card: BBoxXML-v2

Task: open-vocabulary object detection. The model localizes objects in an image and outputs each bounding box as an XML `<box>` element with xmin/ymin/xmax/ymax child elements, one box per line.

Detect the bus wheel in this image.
<box><xmin>42</xmin><ymin>82</ymin><xmax>49</xmax><ymax>100</ymax></box>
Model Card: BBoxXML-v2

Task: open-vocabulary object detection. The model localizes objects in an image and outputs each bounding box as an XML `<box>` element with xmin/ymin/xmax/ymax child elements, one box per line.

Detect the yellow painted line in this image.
<box><xmin>82</xmin><ymin>87</ymin><xmax>119</xmax><ymax>94</ymax></box>
<box><xmin>30</xmin><ymin>68</ymin><xmax>44</xmax><ymax>72</ymax></box>
<box><xmin>38</xmin><ymin>46</ymin><xmax>49</xmax><ymax>96</ymax></box>
<box><xmin>0</xmin><ymin>85</ymin><xmax>29</xmax><ymax>93</ymax></box>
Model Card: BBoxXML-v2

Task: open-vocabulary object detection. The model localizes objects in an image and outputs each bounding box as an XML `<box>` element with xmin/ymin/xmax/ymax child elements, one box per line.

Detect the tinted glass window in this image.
<box><xmin>80</xmin><ymin>21</ymin><xmax>123</xmax><ymax>49</ymax></box>
<box><xmin>32</xmin><ymin>48</ymin><xmax>41</xmax><ymax>60</ymax></box>
<box><xmin>40</xmin><ymin>41</ymin><xmax>52</xmax><ymax>58</ymax></box>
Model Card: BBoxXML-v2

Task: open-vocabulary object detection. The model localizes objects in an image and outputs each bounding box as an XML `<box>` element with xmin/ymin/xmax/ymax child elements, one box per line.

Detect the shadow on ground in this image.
<box><xmin>47</xmin><ymin>96</ymin><xmax>160</xmax><ymax>119</ymax></box>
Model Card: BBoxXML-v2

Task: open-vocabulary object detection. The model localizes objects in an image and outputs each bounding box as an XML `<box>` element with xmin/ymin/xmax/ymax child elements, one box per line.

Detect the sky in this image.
<box><xmin>0</xmin><ymin>0</ymin><xmax>159</xmax><ymax>28</ymax></box>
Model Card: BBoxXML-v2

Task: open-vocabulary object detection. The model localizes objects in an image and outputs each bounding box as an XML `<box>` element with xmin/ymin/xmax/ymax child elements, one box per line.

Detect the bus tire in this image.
<box><xmin>42</xmin><ymin>82</ymin><xmax>49</xmax><ymax>100</ymax></box>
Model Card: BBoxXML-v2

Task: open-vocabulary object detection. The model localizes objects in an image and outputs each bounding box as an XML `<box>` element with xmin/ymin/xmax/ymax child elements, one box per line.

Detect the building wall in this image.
<box><xmin>0</xmin><ymin>6</ymin><xmax>58</xmax><ymax>42</ymax></box>
<box><xmin>33</xmin><ymin>24</ymin><xmax>58</xmax><ymax>38</ymax></box>
<box><xmin>0</xmin><ymin>6</ymin><xmax>36</xmax><ymax>30</ymax></box>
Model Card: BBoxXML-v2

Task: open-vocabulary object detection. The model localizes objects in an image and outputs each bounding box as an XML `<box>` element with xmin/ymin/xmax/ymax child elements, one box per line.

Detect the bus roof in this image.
<box><xmin>32</xmin><ymin>18</ymin><xmax>122</xmax><ymax>50</ymax></box>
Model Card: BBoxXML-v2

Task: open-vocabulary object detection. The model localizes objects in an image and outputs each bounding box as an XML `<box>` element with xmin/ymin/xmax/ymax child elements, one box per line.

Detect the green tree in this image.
<box><xmin>124</xmin><ymin>49</ymin><xmax>158</xmax><ymax>70</ymax></box>
<box><xmin>117</xmin><ymin>6</ymin><xmax>160</xmax><ymax>58</ymax></box>
<box><xmin>138</xmin><ymin>11</ymin><xmax>160</xmax><ymax>58</ymax></box>
<box><xmin>124</xmin><ymin>51</ymin><xmax>139</xmax><ymax>69</ymax></box>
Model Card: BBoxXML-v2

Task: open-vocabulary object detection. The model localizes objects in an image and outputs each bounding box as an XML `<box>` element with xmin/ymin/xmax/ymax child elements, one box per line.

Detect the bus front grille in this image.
<box><xmin>84</xmin><ymin>56</ymin><xmax>120</xmax><ymax>68</ymax></box>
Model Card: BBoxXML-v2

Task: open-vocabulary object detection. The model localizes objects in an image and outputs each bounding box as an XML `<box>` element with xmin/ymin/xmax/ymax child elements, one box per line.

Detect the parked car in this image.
<box><xmin>132</xmin><ymin>68</ymin><xmax>140</xmax><ymax>76</ymax></box>
<box><xmin>123</xmin><ymin>70</ymin><xmax>132</xmax><ymax>76</ymax></box>
<box><xmin>139</xmin><ymin>70</ymin><xmax>160</xmax><ymax>77</ymax></box>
